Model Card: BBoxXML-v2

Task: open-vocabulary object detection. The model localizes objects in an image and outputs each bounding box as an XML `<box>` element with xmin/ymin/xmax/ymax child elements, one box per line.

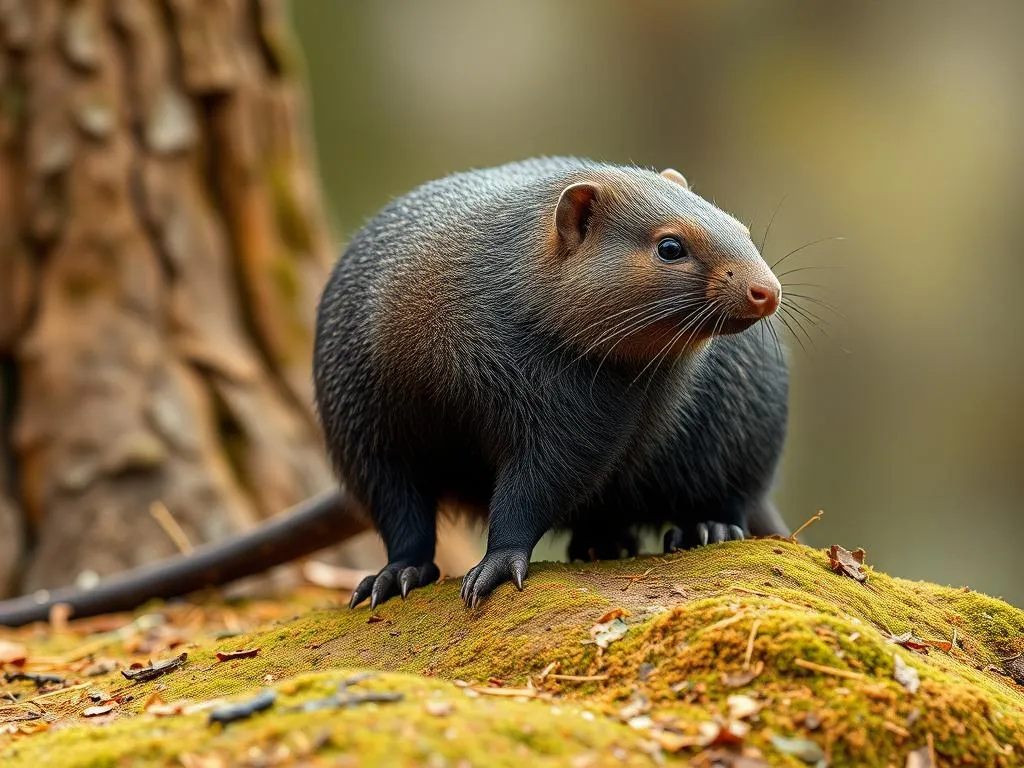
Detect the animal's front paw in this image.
<box><xmin>460</xmin><ymin>547</ymin><xmax>530</xmax><ymax>608</ymax></box>
<box><xmin>664</xmin><ymin>522</ymin><xmax>746</xmax><ymax>553</ymax></box>
<box><xmin>349</xmin><ymin>561</ymin><xmax>440</xmax><ymax>609</ymax></box>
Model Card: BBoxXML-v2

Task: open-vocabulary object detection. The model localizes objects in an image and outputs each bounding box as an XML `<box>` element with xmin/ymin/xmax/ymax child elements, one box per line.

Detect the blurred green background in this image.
<box><xmin>289</xmin><ymin>1</ymin><xmax>1023</xmax><ymax>605</ymax></box>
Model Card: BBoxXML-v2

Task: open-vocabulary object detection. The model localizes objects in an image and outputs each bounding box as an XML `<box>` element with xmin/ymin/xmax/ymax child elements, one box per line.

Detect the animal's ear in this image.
<box><xmin>660</xmin><ymin>168</ymin><xmax>689</xmax><ymax>188</ymax></box>
<box><xmin>555</xmin><ymin>182</ymin><xmax>600</xmax><ymax>248</ymax></box>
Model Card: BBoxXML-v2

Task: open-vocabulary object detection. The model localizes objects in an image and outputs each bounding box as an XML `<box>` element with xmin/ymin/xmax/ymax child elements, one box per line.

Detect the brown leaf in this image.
<box><xmin>1003</xmin><ymin>655</ymin><xmax>1024</xmax><ymax>686</ymax></box>
<box><xmin>653</xmin><ymin>731</ymin><xmax>706</xmax><ymax>752</ymax></box>
<box><xmin>706</xmin><ymin>720</ymin><xmax>749</xmax><ymax>747</ymax></box>
<box><xmin>82</xmin><ymin>704</ymin><xmax>114</xmax><ymax>717</ymax></box>
<box><xmin>121</xmin><ymin>652</ymin><xmax>187</xmax><ymax>682</ymax></box>
<box><xmin>596</xmin><ymin>607</ymin><xmax>628</xmax><ymax>624</ymax></box>
<box><xmin>828</xmin><ymin>544</ymin><xmax>867</xmax><ymax>582</ymax></box>
<box><xmin>888</xmin><ymin>632</ymin><xmax>931</xmax><ymax>654</ymax></box>
<box><xmin>721</xmin><ymin>660</ymin><xmax>765</xmax><ymax>688</ymax></box>
<box><xmin>215</xmin><ymin>648</ymin><xmax>260</xmax><ymax>662</ymax></box>
<box><xmin>0</xmin><ymin>641</ymin><xmax>27</xmax><ymax>666</ymax></box>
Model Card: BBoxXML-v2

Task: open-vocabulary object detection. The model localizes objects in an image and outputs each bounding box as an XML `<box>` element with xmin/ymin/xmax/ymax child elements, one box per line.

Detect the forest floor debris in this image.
<box><xmin>0</xmin><ymin>540</ymin><xmax>1020</xmax><ymax>766</ymax></box>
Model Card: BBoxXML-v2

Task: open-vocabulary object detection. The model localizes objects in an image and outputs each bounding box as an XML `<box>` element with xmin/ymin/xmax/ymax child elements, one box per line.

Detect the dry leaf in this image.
<box><xmin>770</xmin><ymin>734</ymin><xmax>826</xmax><ymax>764</ymax></box>
<box><xmin>828</xmin><ymin>545</ymin><xmax>867</xmax><ymax>582</ymax></box>
<box><xmin>893</xmin><ymin>654</ymin><xmax>920</xmax><ymax>694</ymax></box>
<box><xmin>703</xmin><ymin>719</ymin><xmax>749</xmax><ymax>747</ymax></box>
<box><xmin>727</xmin><ymin>694</ymin><xmax>761</xmax><ymax>720</ymax></box>
<box><xmin>589</xmin><ymin>617</ymin><xmax>629</xmax><ymax>649</ymax></box>
<box><xmin>82</xmin><ymin>704</ymin><xmax>114</xmax><ymax>717</ymax></box>
<box><xmin>1004</xmin><ymin>655</ymin><xmax>1024</xmax><ymax>685</ymax></box>
<box><xmin>653</xmin><ymin>730</ymin><xmax>706</xmax><ymax>752</ymax></box>
<box><xmin>215</xmin><ymin>648</ymin><xmax>260</xmax><ymax>662</ymax></box>
<box><xmin>0</xmin><ymin>641</ymin><xmax>27</xmax><ymax>666</ymax></box>
<box><xmin>888</xmin><ymin>632</ymin><xmax>953</xmax><ymax>655</ymax></box>
<box><xmin>722</xmin><ymin>660</ymin><xmax>765</xmax><ymax>688</ymax></box>
<box><xmin>596</xmin><ymin>607</ymin><xmax>628</xmax><ymax>624</ymax></box>
<box><xmin>121</xmin><ymin>653</ymin><xmax>188</xmax><ymax>682</ymax></box>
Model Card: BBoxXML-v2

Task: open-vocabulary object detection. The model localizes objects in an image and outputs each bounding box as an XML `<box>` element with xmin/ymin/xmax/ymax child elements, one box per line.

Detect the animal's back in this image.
<box><xmin>312</xmin><ymin>157</ymin><xmax>599</xmax><ymax>504</ymax></box>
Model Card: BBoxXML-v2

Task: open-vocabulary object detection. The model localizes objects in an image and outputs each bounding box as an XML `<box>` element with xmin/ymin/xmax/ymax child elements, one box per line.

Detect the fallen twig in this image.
<box><xmin>149</xmin><ymin>501</ymin><xmax>194</xmax><ymax>555</ymax></box>
<box><xmin>789</xmin><ymin>510</ymin><xmax>824</xmax><ymax>541</ymax></box>
<box><xmin>743</xmin><ymin>619</ymin><xmax>761</xmax><ymax>671</ymax></box>
<box><xmin>793</xmin><ymin>658</ymin><xmax>865</xmax><ymax>680</ymax></box>
<box><xmin>547</xmin><ymin>674</ymin><xmax>608</xmax><ymax>682</ymax></box>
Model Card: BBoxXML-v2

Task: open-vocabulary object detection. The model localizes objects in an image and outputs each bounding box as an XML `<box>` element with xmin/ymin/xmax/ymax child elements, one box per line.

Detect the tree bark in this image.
<box><xmin>0</xmin><ymin>0</ymin><xmax>400</xmax><ymax>596</ymax></box>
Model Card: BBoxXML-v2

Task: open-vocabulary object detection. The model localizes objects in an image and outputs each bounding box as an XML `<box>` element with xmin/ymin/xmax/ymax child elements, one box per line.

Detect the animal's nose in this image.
<box><xmin>745</xmin><ymin>281</ymin><xmax>781</xmax><ymax>317</ymax></box>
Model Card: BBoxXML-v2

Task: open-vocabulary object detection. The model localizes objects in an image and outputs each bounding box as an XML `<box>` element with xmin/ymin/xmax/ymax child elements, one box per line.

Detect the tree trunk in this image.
<box><xmin>0</xmin><ymin>0</ymin><xmax>402</xmax><ymax>596</ymax></box>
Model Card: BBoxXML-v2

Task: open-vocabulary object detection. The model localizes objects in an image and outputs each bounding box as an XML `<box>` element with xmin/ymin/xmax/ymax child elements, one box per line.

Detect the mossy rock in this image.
<box><xmin>1</xmin><ymin>540</ymin><xmax>1021</xmax><ymax>767</ymax></box>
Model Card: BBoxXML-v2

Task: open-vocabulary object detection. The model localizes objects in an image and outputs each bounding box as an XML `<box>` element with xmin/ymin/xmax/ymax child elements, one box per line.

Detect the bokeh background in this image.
<box><xmin>289</xmin><ymin>1</ymin><xmax>1023</xmax><ymax>605</ymax></box>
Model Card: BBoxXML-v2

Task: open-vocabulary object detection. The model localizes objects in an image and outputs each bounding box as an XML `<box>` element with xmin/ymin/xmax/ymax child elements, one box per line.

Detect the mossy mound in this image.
<box><xmin>1</xmin><ymin>540</ymin><xmax>1021</xmax><ymax>767</ymax></box>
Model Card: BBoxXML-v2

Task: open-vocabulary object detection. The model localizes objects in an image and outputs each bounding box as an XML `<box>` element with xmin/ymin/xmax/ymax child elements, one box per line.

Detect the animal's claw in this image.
<box><xmin>664</xmin><ymin>521</ymin><xmax>747</xmax><ymax>553</ymax></box>
<box><xmin>461</xmin><ymin>548</ymin><xmax>531</xmax><ymax>608</ymax></box>
<box><xmin>348</xmin><ymin>561</ymin><xmax>440</xmax><ymax>609</ymax></box>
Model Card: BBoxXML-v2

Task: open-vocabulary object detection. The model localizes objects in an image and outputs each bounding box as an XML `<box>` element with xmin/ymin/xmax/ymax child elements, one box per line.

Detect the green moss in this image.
<box><xmin>2</xmin><ymin>671</ymin><xmax>658</xmax><ymax>768</ymax></box>
<box><xmin>2</xmin><ymin>541</ymin><xmax>1022</xmax><ymax>766</ymax></box>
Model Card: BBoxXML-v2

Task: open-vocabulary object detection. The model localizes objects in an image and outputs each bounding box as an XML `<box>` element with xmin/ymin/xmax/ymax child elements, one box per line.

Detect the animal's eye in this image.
<box><xmin>656</xmin><ymin>237</ymin><xmax>686</xmax><ymax>263</ymax></box>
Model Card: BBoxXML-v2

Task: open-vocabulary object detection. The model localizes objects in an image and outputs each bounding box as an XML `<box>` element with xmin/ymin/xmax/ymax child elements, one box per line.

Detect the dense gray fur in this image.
<box><xmin>313</xmin><ymin>157</ymin><xmax>790</xmax><ymax>609</ymax></box>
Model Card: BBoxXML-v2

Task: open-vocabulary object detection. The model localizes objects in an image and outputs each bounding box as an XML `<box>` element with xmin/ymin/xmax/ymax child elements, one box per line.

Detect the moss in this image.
<box><xmin>2</xmin><ymin>541</ymin><xmax>1022</xmax><ymax>766</ymax></box>
<box><xmin>2</xmin><ymin>671</ymin><xmax>658</xmax><ymax>768</ymax></box>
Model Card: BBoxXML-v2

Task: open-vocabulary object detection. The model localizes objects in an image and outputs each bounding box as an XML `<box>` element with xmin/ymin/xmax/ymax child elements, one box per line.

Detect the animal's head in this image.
<box><xmin>548</xmin><ymin>165</ymin><xmax>781</xmax><ymax>361</ymax></box>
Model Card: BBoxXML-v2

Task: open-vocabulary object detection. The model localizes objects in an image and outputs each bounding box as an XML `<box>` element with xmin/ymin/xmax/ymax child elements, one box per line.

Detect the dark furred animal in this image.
<box><xmin>0</xmin><ymin>157</ymin><xmax>789</xmax><ymax>628</ymax></box>
<box><xmin>313</xmin><ymin>157</ymin><xmax>789</xmax><ymax>609</ymax></box>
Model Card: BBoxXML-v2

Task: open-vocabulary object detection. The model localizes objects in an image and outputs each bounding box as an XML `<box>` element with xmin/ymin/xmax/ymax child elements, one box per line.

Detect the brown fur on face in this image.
<box><xmin>545</xmin><ymin>167</ymin><xmax>778</xmax><ymax>363</ymax></box>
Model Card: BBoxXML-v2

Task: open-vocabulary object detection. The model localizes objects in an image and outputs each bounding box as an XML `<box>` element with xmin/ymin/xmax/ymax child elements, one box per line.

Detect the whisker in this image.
<box><xmin>780</xmin><ymin>281</ymin><xmax>833</xmax><ymax>291</ymax></box>
<box><xmin>766</xmin><ymin>319</ymin><xmax>784</xmax><ymax>361</ymax></box>
<box><xmin>782</xmin><ymin>302</ymin><xmax>828</xmax><ymax>335</ymax></box>
<box><xmin>776</xmin><ymin>265</ymin><xmax>845</xmax><ymax>280</ymax></box>
<box><xmin>640</xmin><ymin>301</ymin><xmax>722</xmax><ymax>398</ymax></box>
<box><xmin>779</xmin><ymin>306</ymin><xmax>818</xmax><ymax>351</ymax></box>
<box><xmin>760</xmin><ymin>194</ymin><xmax>789</xmax><ymax>255</ymax></box>
<box><xmin>631</xmin><ymin>301</ymin><xmax>719</xmax><ymax>389</ymax></box>
<box><xmin>770</xmin><ymin>236</ymin><xmax>845</xmax><ymax>270</ymax></box>
<box><xmin>782</xmin><ymin>298</ymin><xmax>836</xmax><ymax>328</ymax></box>
<box><xmin>552</xmin><ymin>295</ymin><xmax>681</xmax><ymax>352</ymax></box>
<box><xmin>783</xmin><ymin>292</ymin><xmax>847</xmax><ymax>319</ymax></box>
<box><xmin>587</xmin><ymin>302</ymin><xmax>698</xmax><ymax>392</ymax></box>
<box><xmin>773</xmin><ymin>310</ymin><xmax>809</xmax><ymax>356</ymax></box>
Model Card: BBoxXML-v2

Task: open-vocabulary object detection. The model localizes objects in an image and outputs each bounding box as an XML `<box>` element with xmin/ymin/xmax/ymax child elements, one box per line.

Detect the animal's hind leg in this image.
<box><xmin>567</xmin><ymin>522</ymin><xmax>639</xmax><ymax>562</ymax></box>
<box><xmin>746</xmin><ymin>499</ymin><xmax>789</xmax><ymax>538</ymax></box>
<box><xmin>349</xmin><ymin>471</ymin><xmax>439</xmax><ymax>609</ymax></box>
<box><xmin>663</xmin><ymin>497</ymin><xmax>753</xmax><ymax>553</ymax></box>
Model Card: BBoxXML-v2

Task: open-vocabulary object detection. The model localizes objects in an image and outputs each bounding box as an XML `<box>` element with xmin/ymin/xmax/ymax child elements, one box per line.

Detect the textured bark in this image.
<box><xmin>0</xmin><ymin>0</ymin><xmax>411</xmax><ymax>596</ymax></box>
